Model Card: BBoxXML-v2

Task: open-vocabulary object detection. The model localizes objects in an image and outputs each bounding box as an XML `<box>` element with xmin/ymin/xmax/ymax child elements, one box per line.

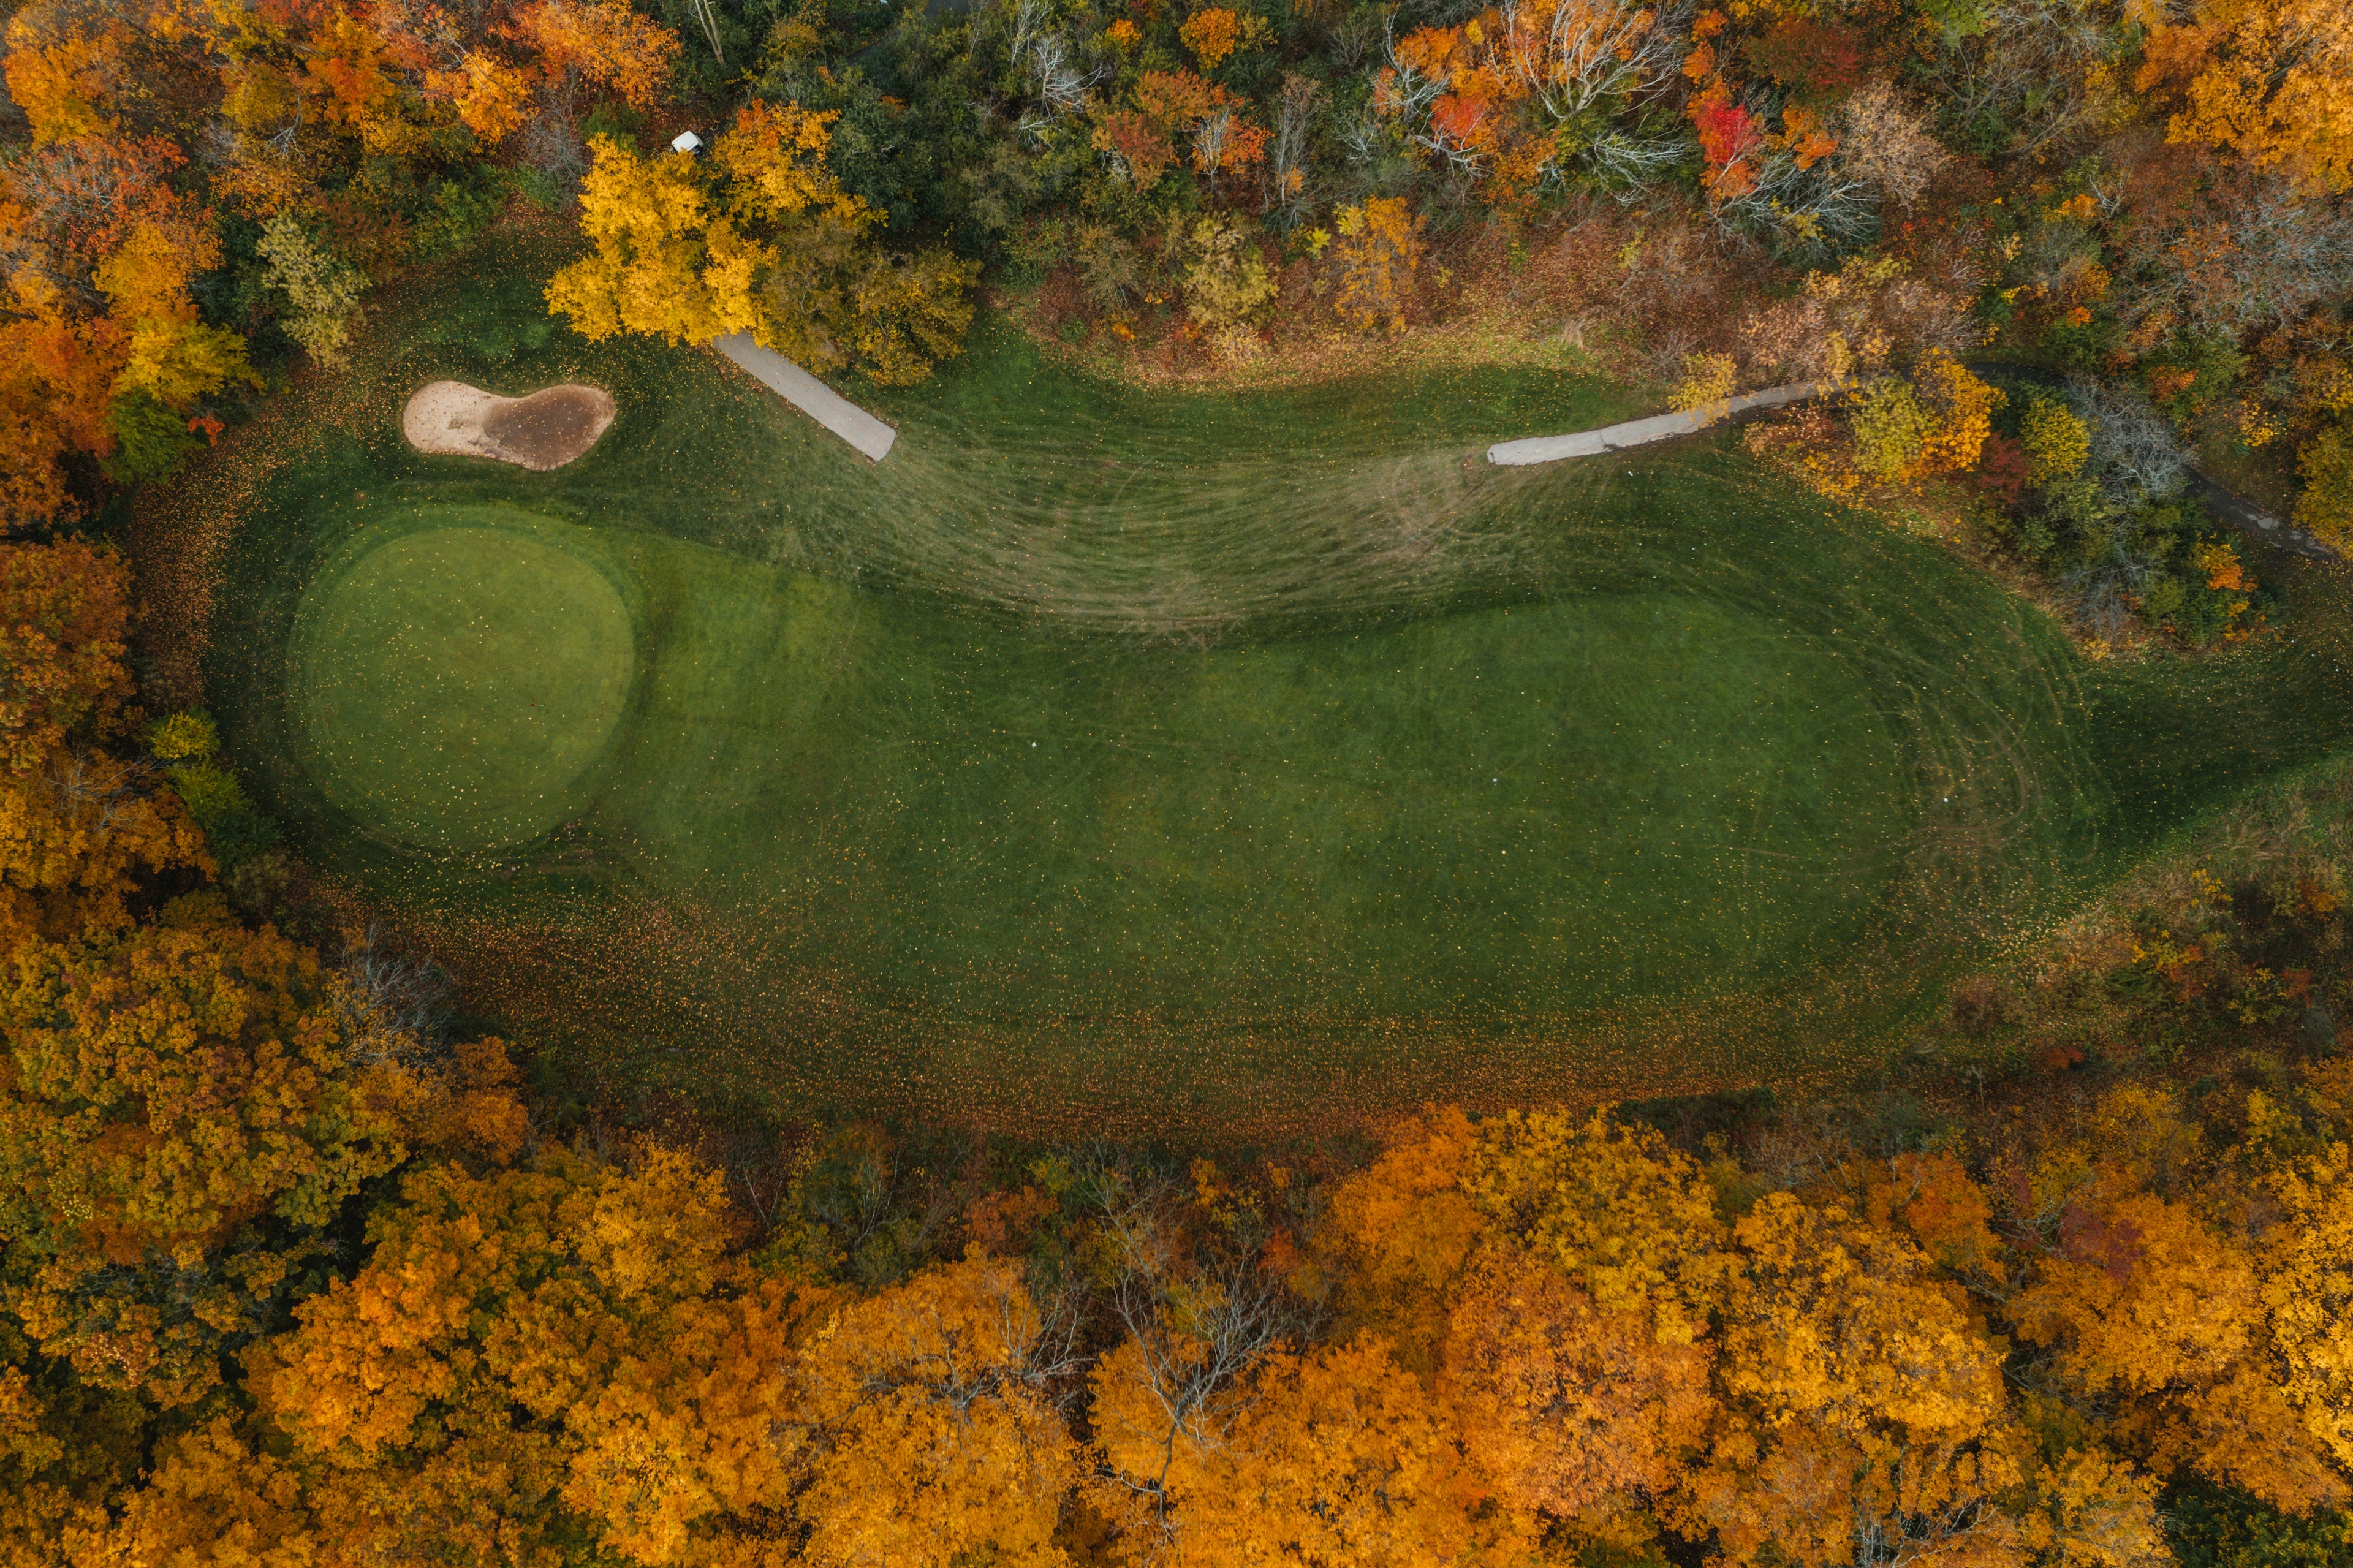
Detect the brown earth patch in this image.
<box><xmin>402</xmin><ymin>381</ymin><xmax>617</xmax><ymax>470</ymax></box>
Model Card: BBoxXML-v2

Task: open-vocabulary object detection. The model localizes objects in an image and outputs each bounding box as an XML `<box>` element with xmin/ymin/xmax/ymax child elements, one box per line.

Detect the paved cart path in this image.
<box><xmin>1487</xmin><ymin>380</ymin><xmax>1834</xmax><ymax>467</ymax></box>
<box><xmin>709</xmin><ymin>333</ymin><xmax>898</xmax><ymax>463</ymax></box>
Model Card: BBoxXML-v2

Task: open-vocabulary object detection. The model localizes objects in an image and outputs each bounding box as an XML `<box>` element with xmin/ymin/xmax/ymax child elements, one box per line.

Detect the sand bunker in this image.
<box><xmin>403</xmin><ymin>381</ymin><xmax>616</xmax><ymax>471</ymax></box>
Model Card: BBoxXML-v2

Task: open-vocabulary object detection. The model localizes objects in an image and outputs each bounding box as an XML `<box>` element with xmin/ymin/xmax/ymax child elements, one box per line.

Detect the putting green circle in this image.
<box><xmin>294</xmin><ymin>518</ymin><xmax>634</xmax><ymax>851</ymax></box>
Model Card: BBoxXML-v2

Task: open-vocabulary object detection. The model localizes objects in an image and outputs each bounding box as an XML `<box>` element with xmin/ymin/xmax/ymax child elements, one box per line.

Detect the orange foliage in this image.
<box><xmin>1096</xmin><ymin>1331</ymin><xmax>1509</xmax><ymax>1566</ymax></box>
<box><xmin>1180</xmin><ymin>7</ymin><xmax>1244</xmax><ymax>70</ymax></box>
<box><xmin>0</xmin><ymin>540</ymin><xmax>131</xmax><ymax>778</ymax></box>
<box><xmin>518</xmin><ymin>0</ymin><xmax>682</xmax><ymax>110</ymax></box>
<box><xmin>1094</xmin><ymin>70</ymin><xmax>1232</xmax><ymax>191</ymax></box>
<box><xmin>2142</xmin><ymin>0</ymin><xmax>2353</xmax><ymax>193</ymax></box>
<box><xmin>1440</xmin><ymin>1240</ymin><xmax>1715</xmax><ymax>1520</ymax></box>
<box><xmin>0</xmin><ymin>904</ymin><xmax>401</xmax><ymax>1404</ymax></box>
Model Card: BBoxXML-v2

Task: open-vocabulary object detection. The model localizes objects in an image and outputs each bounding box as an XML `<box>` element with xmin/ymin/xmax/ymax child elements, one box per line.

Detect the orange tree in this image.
<box><xmin>0</xmin><ymin>899</ymin><xmax>412</xmax><ymax>1409</ymax></box>
<box><xmin>0</xmin><ymin>539</ymin><xmax>206</xmax><ymax>955</ymax></box>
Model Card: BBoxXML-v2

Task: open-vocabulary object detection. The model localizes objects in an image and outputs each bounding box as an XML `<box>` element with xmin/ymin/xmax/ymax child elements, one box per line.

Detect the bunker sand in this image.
<box><xmin>403</xmin><ymin>381</ymin><xmax>617</xmax><ymax>470</ymax></box>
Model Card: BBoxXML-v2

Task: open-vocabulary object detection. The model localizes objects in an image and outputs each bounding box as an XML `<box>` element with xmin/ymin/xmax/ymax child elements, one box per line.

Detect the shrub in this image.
<box><xmin>2294</xmin><ymin>423</ymin><xmax>2353</xmax><ymax>550</ymax></box>
<box><xmin>165</xmin><ymin>761</ymin><xmax>251</xmax><ymax>826</ymax></box>
<box><xmin>102</xmin><ymin>393</ymin><xmax>202</xmax><ymax>485</ymax></box>
<box><xmin>1849</xmin><ymin>377</ymin><xmax>1931</xmax><ymax>483</ymax></box>
<box><xmin>1670</xmin><ymin>352</ymin><xmax>1739</xmax><ymax>412</ymax></box>
<box><xmin>146</xmin><ymin>711</ymin><xmax>219</xmax><ymax>763</ymax></box>
<box><xmin>2020</xmin><ymin>396</ymin><xmax>2091</xmax><ymax>485</ymax></box>
<box><xmin>1182</xmin><ymin>214</ymin><xmax>1278</xmax><ymax>363</ymax></box>
<box><xmin>257</xmin><ymin>214</ymin><xmax>368</xmax><ymax>370</ymax></box>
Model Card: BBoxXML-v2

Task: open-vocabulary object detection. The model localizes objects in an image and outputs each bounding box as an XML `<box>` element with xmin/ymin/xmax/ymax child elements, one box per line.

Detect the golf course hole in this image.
<box><xmin>293</xmin><ymin>513</ymin><xmax>635</xmax><ymax>851</ymax></box>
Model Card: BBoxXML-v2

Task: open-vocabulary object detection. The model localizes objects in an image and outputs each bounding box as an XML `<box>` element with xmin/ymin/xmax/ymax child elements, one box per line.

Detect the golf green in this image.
<box><xmin>294</xmin><ymin>517</ymin><xmax>634</xmax><ymax>849</ymax></box>
<box><xmin>192</xmin><ymin>232</ymin><xmax>2353</xmax><ymax>1129</ymax></box>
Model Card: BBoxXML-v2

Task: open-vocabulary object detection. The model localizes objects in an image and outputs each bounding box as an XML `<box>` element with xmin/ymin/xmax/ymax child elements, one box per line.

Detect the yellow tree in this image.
<box><xmin>1681</xmin><ymin>1194</ymin><xmax>2021</xmax><ymax>1568</ymax></box>
<box><xmin>1439</xmin><ymin>1239</ymin><xmax>1715</xmax><ymax>1529</ymax></box>
<box><xmin>2010</xmin><ymin>1186</ymin><xmax>2346</xmax><ymax>1512</ymax></box>
<box><xmin>0</xmin><ymin>540</ymin><xmax>131</xmax><ymax>778</ymax></box>
<box><xmin>0</xmin><ymin>901</ymin><xmax>406</xmax><ymax>1406</ymax></box>
<box><xmin>2264</xmin><ymin>1142</ymin><xmax>2353</xmax><ymax>1477</ymax></box>
<box><xmin>1312</xmin><ymin>1104</ymin><xmax>1487</xmax><ymax>1374</ymax></box>
<box><xmin>2296</xmin><ymin>423</ymin><xmax>2353</xmax><ymax>550</ymax></box>
<box><xmin>0</xmin><ymin>539</ymin><xmax>211</xmax><ymax>1167</ymax></box>
<box><xmin>253</xmin><ymin>1145</ymin><xmax>820</xmax><ymax>1566</ymax></box>
<box><xmin>548</xmin><ymin>104</ymin><xmax>976</xmax><ymax>386</ymax></box>
<box><xmin>85</xmin><ymin>1419</ymin><xmax>317</xmax><ymax>1566</ymax></box>
<box><xmin>1327</xmin><ymin>197</ymin><xmax>1425</xmax><ymax>336</ymax></box>
<box><xmin>1461</xmin><ymin>1106</ymin><xmax>1730</xmax><ymax>1347</ymax></box>
<box><xmin>1090</xmin><ymin>1330</ymin><xmax>1509</xmax><ymax>1567</ymax></box>
<box><xmin>545</xmin><ymin>135</ymin><xmax>775</xmax><ymax>348</ymax></box>
<box><xmin>794</xmin><ymin>1253</ymin><xmax>1077</xmax><ymax>1567</ymax></box>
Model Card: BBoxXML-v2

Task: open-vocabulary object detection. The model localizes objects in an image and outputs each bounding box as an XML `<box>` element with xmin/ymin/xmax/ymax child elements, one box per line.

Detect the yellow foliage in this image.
<box><xmin>0</xmin><ymin>539</ymin><xmax>132</xmax><ymax>778</ymax></box>
<box><xmin>1670</xmin><ymin>351</ymin><xmax>1739</xmax><ymax>412</ymax></box>
<box><xmin>713</xmin><ymin>100</ymin><xmax>873</xmax><ymax>230</ymax></box>
<box><xmin>1179</xmin><ymin>8</ymin><xmax>1259</xmax><ymax>70</ymax></box>
<box><xmin>1847</xmin><ymin>375</ymin><xmax>1934</xmax><ymax>485</ymax></box>
<box><xmin>1722</xmin><ymin>1194</ymin><xmax>2006</xmax><ymax>1444</ymax></box>
<box><xmin>1094</xmin><ymin>1331</ymin><xmax>1508</xmax><ymax>1567</ymax></box>
<box><xmin>93</xmin><ymin>1419</ymin><xmax>317</xmax><ymax>1566</ymax></box>
<box><xmin>2264</xmin><ymin>1143</ymin><xmax>2353</xmax><ymax>1474</ymax></box>
<box><xmin>798</xmin><ymin>1254</ymin><xmax>1074</xmax><ymax>1567</ymax></box>
<box><xmin>547</xmin><ymin>137</ymin><xmax>775</xmax><ymax>348</ymax></box>
<box><xmin>1327</xmin><ymin>197</ymin><xmax>1424</xmax><ymax>336</ymax></box>
<box><xmin>1912</xmin><ymin>349</ymin><xmax>2005</xmax><ymax>475</ymax></box>
<box><xmin>1462</xmin><ymin>1106</ymin><xmax>1728</xmax><ymax>1346</ymax></box>
<box><xmin>1847</xmin><ymin>351</ymin><xmax>2004</xmax><ymax>485</ymax></box>
<box><xmin>847</xmin><ymin>249</ymin><xmax>980</xmax><ymax>387</ymax></box>
<box><xmin>550</xmin><ymin>123</ymin><xmax>973</xmax><ymax>387</ymax></box>
<box><xmin>2020</xmin><ymin>395</ymin><xmax>2092</xmax><ymax>485</ymax></box>
<box><xmin>1314</xmin><ymin>1104</ymin><xmax>1485</xmax><ymax>1373</ymax></box>
<box><xmin>2015</xmin><ymin>1191</ymin><xmax>2253</xmax><ymax>1397</ymax></box>
<box><xmin>2295</xmin><ymin>422</ymin><xmax>2353</xmax><ymax>551</ymax></box>
<box><xmin>1</xmin><ymin>906</ymin><xmax>399</xmax><ymax>1404</ymax></box>
<box><xmin>256</xmin><ymin>216</ymin><xmax>368</xmax><ymax>371</ymax></box>
<box><xmin>0</xmin><ymin>751</ymin><xmax>209</xmax><ymax>955</ymax></box>
<box><xmin>1439</xmin><ymin>1239</ymin><xmax>1714</xmax><ymax>1521</ymax></box>
<box><xmin>2022</xmin><ymin>1447</ymin><xmax>2172</xmax><ymax>1568</ymax></box>
<box><xmin>2145</xmin><ymin>0</ymin><xmax>2353</xmax><ymax>193</ymax></box>
<box><xmin>1180</xmin><ymin>214</ymin><xmax>1277</xmax><ymax>363</ymax></box>
<box><xmin>0</xmin><ymin>17</ymin><xmax>125</xmax><ymax>145</ymax></box>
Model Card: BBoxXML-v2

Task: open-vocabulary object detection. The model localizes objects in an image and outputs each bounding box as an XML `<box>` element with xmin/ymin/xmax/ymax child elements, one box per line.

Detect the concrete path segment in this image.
<box><xmin>1487</xmin><ymin>379</ymin><xmax>1834</xmax><ymax>468</ymax></box>
<box><xmin>708</xmin><ymin>333</ymin><xmax>898</xmax><ymax>463</ymax></box>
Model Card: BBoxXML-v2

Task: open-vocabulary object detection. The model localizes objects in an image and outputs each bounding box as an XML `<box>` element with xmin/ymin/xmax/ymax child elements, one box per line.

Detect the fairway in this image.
<box><xmin>187</xmin><ymin>233</ymin><xmax>2353</xmax><ymax>1131</ymax></box>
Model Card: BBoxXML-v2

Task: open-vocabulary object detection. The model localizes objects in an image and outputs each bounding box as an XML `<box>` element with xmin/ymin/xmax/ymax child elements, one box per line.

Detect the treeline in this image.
<box><xmin>7</xmin><ymin>0</ymin><xmax>2352</xmax><ymax>645</ymax></box>
<box><xmin>1</xmin><ymin>530</ymin><xmax>2351</xmax><ymax>1564</ymax></box>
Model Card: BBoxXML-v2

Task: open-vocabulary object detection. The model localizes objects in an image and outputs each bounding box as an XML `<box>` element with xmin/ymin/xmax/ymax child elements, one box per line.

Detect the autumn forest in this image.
<box><xmin>2</xmin><ymin>0</ymin><xmax>2353</xmax><ymax>1561</ymax></box>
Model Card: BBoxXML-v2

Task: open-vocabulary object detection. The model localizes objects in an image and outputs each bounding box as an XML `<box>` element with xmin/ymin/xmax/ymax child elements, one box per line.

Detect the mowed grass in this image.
<box><xmin>294</xmin><ymin>510</ymin><xmax>635</xmax><ymax>848</ymax></box>
<box><xmin>189</xmin><ymin>229</ymin><xmax>2353</xmax><ymax>1132</ymax></box>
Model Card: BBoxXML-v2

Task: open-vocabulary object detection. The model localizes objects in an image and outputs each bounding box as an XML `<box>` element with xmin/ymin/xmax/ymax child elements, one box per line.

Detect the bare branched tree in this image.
<box><xmin>43</xmin><ymin>748</ymin><xmax>148</xmax><ymax>833</ymax></box>
<box><xmin>336</xmin><ymin>925</ymin><xmax>452</xmax><ymax>1068</ymax></box>
<box><xmin>1082</xmin><ymin>1161</ymin><xmax>1322</xmax><ymax>1539</ymax></box>
<box><xmin>1919</xmin><ymin>0</ymin><xmax>2120</xmax><ymax>161</ymax></box>
<box><xmin>1838</xmin><ymin>79</ymin><xmax>1950</xmax><ymax>209</ymax></box>
<box><xmin>1491</xmin><ymin>0</ymin><xmax>1692</xmax><ymax>129</ymax></box>
<box><xmin>1269</xmin><ymin>74</ymin><xmax>1325</xmax><ymax>213</ymax></box>
<box><xmin>2069</xmin><ymin>377</ymin><xmax>2188</xmax><ymax>506</ymax></box>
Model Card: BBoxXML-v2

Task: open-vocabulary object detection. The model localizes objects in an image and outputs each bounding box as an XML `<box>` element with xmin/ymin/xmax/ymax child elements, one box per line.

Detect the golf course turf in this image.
<box><xmin>179</xmin><ymin>232</ymin><xmax>2353</xmax><ymax>1134</ymax></box>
